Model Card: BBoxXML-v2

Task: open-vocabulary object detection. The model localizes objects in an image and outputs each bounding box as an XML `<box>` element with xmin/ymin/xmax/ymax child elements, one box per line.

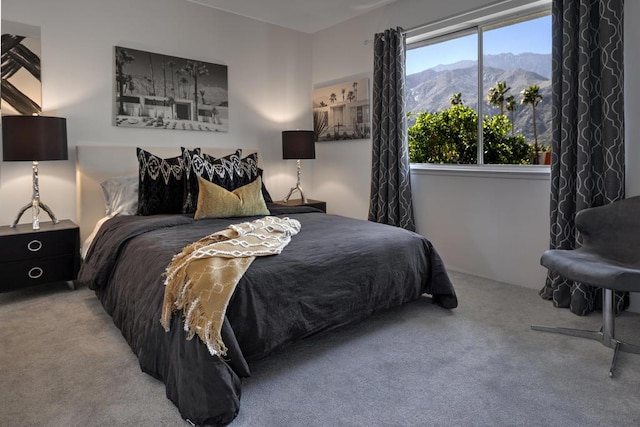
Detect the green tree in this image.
<box><xmin>408</xmin><ymin>105</ymin><xmax>477</xmax><ymax>164</ymax></box>
<box><xmin>486</xmin><ymin>81</ymin><xmax>510</xmax><ymax>116</ymax></box>
<box><xmin>505</xmin><ymin>95</ymin><xmax>517</xmax><ymax>135</ymax></box>
<box><xmin>483</xmin><ymin>115</ymin><xmax>532</xmax><ymax>164</ymax></box>
<box><xmin>408</xmin><ymin>103</ymin><xmax>533</xmax><ymax>165</ymax></box>
<box><xmin>450</xmin><ymin>92</ymin><xmax>464</xmax><ymax>106</ymax></box>
<box><xmin>521</xmin><ymin>84</ymin><xmax>543</xmax><ymax>163</ymax></box>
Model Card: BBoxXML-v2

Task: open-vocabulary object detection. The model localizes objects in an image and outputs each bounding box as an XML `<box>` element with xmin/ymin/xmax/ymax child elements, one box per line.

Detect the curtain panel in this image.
<box><xmin>541</xmin><ymin>0</ymin><xmax>625</xmax><ymax>315</ymax></box>
<box><xmin>368</xmin><ymin>27</ymin><xmax>416</xmax><ymax>231</ymax></box>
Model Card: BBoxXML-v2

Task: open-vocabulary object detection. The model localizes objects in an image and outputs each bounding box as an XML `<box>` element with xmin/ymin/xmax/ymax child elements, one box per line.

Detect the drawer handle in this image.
<box><xmin>28</xmin><ymin>267</ymin><xmax>44</xmax><ymax>279</ymax></box>
<box><xmin>27</xmin><ymin>240</ymin><xmax>43</xmax><ymax>252</ymax></box>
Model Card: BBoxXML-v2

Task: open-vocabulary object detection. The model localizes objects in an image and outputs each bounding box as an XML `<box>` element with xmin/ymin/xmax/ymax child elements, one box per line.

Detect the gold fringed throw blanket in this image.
<box><xmin>161</xmin><ymin>216</ymin><xmax>301</xmax><ymax>356</ymax></box>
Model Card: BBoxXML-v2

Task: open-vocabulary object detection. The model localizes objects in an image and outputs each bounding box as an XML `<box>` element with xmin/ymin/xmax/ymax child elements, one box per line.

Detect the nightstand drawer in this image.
<box><xmin>0</xmin><ymin>254</ymin><xmax>77</xmax><ymax>292</ymax></box>
<box><xmin>0</xmin><ymin>229</ymin><xmax>77</xmax><ymax>262</ymax></box>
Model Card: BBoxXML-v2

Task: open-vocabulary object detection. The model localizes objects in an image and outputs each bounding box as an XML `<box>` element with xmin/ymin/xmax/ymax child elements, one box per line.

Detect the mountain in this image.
<box><xmin>406</xmin><ymin>53</ymin><xmax>552</xmax><ymax>147</ymax></box>
<box><xmin>430</xmin><ymin>52</ymin><xmax>551</xmax><ymax>79</ymax></box>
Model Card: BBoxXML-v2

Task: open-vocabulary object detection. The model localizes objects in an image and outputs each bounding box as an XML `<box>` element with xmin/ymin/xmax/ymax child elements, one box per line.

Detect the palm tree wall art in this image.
<box><xmin>114</xmin><ymin>46</ymin><xmax>228</xmax><ymax>132</ymax></box>
<box><xmin>312</xmin><ymin>77</ymin><xmax>370</xmax><ymax>142</ymax></box>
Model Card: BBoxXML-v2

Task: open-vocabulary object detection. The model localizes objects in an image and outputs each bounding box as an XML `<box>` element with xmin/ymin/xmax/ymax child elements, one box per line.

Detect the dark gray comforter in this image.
<box><xmin>78</xmin><ymin>206</ymin><xmax>457</xmax><ymax>426</ymax></box>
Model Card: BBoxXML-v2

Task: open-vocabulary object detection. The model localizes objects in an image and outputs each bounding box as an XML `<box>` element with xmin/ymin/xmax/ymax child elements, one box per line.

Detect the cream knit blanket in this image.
<box><xmin>160</xmin><ymin>216</ymin><xmax>301</xmax><ymax>356</ymax></box>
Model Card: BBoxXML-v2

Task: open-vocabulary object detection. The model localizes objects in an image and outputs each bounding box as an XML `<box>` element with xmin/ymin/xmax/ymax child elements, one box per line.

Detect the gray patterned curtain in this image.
<box><xmin>369</xmin><ymin>27</ymin><xmax>415</xmax><ymax>231</ymax></box>
<box><xmin>540</xmin><ymin>0</ymin><xmax>625</xmax><ymax>315</ymax></box>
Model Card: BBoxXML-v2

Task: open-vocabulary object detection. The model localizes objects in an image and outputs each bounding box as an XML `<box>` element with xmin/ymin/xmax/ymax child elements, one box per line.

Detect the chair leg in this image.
<box><xmin>530</xmin><ymin>324</ymin><xmax>603</xmax><ymax>341</ymax></box>
<box><xmin>532</xmin><ymin>288</ymin><xmax>640</xmax><ymax>377</ymax></box>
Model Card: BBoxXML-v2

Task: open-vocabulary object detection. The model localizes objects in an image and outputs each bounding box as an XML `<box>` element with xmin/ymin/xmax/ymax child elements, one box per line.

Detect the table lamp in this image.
<box><xmin>282</xmin><ymin>130</ymin><xmax>315</xmax><ymax>204</ymax></box>
<box><xmin>2</xmin><ymin>115</ymin><xmax>68</xmax><ymax>230</ymax></box>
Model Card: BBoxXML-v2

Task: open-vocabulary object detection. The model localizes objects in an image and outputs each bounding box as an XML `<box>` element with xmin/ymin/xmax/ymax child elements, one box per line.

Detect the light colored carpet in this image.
<box><xmin>1</xmin><ymin>271</ymin><xmax>639</xmax><ymax>426</ymax></box>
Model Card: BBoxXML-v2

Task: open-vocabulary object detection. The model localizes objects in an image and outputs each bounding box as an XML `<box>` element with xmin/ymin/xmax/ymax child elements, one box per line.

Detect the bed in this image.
<box><xmin>76</xmin><ymin>145</ymin><xmax>457</xmax><ymax>426</ymax></box>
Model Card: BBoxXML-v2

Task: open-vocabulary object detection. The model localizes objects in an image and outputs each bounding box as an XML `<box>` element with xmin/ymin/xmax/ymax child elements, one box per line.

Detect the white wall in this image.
<box><xmin>311</xmin><ymin>0</ymin><xmax>639</xmax><ymax>296</ymax></box>
<box><xmin>0</xmin><ymin>0</ymin><xmax>313</xmax><ymax>231</ymax></box>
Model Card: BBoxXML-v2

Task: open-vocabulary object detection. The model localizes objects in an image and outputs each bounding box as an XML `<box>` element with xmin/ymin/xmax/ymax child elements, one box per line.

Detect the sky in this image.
<box><xmin>406</xmin><ymin>14</ymin><xmax>551</xmax><ymax>75</ymax></box>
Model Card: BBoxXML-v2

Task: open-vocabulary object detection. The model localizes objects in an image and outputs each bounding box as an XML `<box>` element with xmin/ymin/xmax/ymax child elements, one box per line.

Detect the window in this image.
<box><xmin>406</xmin><ymin>2</ymin><xmax>551</xmax><ymax>166</ymax></box>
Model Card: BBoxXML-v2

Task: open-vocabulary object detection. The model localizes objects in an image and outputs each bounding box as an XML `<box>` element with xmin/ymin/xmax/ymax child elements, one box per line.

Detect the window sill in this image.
<box><xmin>410</xmin><ymin>163</ymin><xmax>551</xmax><ymax>180</ymax></box>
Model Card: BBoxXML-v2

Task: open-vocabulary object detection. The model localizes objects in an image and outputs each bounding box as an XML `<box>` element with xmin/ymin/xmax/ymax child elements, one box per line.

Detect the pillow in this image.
<box><xmin>181</xmin><ymin>146</ymin><xmax>201</xmax><ymax>213</ymax></box>
<box><xmin>137</xmin><ymin>147</ymin><xmax>185</xmax><ymax>215</ymax></box>
<box><xmin>194</xmin><ymin>175</ymin><xmax>270</xmax><ymax>220</ymax></box>
<box><xmin>236</xmin><ymin>152</ymin><xmax>260</xmax><ymax>188</ymax></box>
<box><xmin>100</xmin><ymin>175</ymin><xmax>138</xmax><ymax>216</ymax></box>
<box><xmin>258</xmin><ymin>168</ymin><xmax>273</xmax><ymax>203</ymax></box>
<box><xmin>182</xmin><ymin>148</ymin><xmax>243</xmax><ymax>213</ymax></box>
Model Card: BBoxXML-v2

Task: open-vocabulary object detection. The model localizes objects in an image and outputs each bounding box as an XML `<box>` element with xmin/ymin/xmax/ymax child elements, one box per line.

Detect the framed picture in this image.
<box><xmin>1</xmin><ymin>21</ymin><xmax>42</xmax><ymax>116</ymax></box>
<box><xmin>312</xmin><ymin>77</ymin><xmax>370</xmax><ymax>141</ymax></box>
<box><xmin>114</xmin><ymin>46</ymin><xmax>228</xmax><ymax>132</ymax></box>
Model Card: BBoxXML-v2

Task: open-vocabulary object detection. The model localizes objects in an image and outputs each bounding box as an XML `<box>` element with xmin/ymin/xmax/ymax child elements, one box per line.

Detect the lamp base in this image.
<box><xmin>283</xmin><ymin>159</ymin><xmax>309</xmax><ymax>204</ymax></box>
<box><xmin>283</xmin><ymin>184</ymin><xmax>308</xmax><ymax>204</ymax></box>
<box><xmin>11</xmin><ymin>160</ymin><xmax>59</xmax><ymax>230</ymax></box>
<box><xmin>12</xmin><ymin>200</ymin><xmax>59</xmax><ymax>230</ymax></box>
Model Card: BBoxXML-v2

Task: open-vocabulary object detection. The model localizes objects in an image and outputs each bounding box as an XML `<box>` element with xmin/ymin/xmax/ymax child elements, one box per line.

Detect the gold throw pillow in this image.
<box><xmin>194</xmin><ymin>175</ymin><xmax>270</xmax><ymax>219</ymax></box>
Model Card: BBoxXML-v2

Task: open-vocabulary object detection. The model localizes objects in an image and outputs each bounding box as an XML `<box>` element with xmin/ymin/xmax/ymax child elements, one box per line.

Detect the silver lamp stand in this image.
<box><xmin>283</xmin><ymin>159</ymin><xmax>308</xmax><ymax>204</ymax></box>
<box><xmin>12</xmin><ymin>160</ymin><xmax>59</xmax><ymax>230</ymax></box>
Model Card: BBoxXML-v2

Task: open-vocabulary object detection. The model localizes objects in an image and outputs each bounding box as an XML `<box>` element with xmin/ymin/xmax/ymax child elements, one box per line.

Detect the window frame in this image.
<box><xmin>405</xmin><ymin>0</ymin><xmax>552</xmax><ymax>170</ymax></box>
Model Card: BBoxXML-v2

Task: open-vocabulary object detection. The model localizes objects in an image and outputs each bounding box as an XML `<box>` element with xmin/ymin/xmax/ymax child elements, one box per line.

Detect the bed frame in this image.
<box><xmin>76</xmin><ymin>145</ymin><xmax>260</xmax><ymax>244</ymax></box>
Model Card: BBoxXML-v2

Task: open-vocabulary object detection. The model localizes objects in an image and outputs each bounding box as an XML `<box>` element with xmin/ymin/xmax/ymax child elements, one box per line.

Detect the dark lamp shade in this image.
<box><xmin>2</xmin><ymin>115</ymin><xmax>68</xmax><ymax>161</ymax></box>
<box><xmin>282</xmin><ymin>130</ymin><xmax>315</xmax><ymax>160</ymax></box>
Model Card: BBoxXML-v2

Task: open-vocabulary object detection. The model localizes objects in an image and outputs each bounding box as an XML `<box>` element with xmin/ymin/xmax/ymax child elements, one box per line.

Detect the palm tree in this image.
<box><xmin>329</xmin><ymin>93</ymin><xmax>337</xmax><ymax>104</ymax></box>
<box><xmin>505</xmin><ymin>95</ymin><xmax>517</xmax><ymax>135</ymax></box>
<box><xmin>521</xmin><ymin>84</ymin><xmax>543</xmax><ymax>163</ymax></box>
<box><xmin>168</xmin><ymin>60</ymin><xmax>176</xmax><ymax>95</ymax></box>
<box><xmin>341</xmin><ymin>88</ymin><xmax>346</xmax><ymax>102</ymax></box>
<box><xmin>450</xmin><ymin>92</ymin><xmax>464</xmax><ymax>106</ymax></box>
<box><xmin>347</xmin><ymin>91</ymin><xmax>355</xmax><ymax>103</ymax></box>
<box><xmin>179</xmin><ymin>76</ymin><xmax>189</xmax><ymax>99</ymax></box>
<box><xmin>182</xmin><ymin>61</ymin><xmax>209</xmax><ymax>121</ymax></box>
<box><xmin>486</xmin><ymin>81</ymin><xmax>510</xmax><ymax>116</ymax></box>
<box><xmin>352</xmin><ymin>81</ymin><xmax>358</xmax><ymax>101</ymax></box>
<box><xmin>116</xmin><ymin>48</ymin><xmax>135</xmax><ymax>115</ymax></box>
<box><xmin>148</xmin><ymin>52</ymin><xmax>156</xmax><ymax>96</ymax></box>
<box><xmin>162</xmin><ymin>60</ymin><xmax>167</xmax><ymax>98</ymax></box>
<box><xmin>125</xmin><ymin>76</ymin><xmax>135</xmax><ymax>94</ymax></box>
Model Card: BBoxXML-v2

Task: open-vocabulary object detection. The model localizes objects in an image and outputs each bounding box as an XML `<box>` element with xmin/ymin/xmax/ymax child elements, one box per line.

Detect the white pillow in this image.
<box><xmin>100</xmin><ymin>175</ymin><xmax>139</xmax><ymax>216</ymax></box>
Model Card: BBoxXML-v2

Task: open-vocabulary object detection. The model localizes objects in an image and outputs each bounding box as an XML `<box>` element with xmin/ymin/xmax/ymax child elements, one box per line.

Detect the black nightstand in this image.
<box><xmin>272</xmin><ymin>199</ymin><xmax>327</xmax><ymax>213</ymax></box>
<box><xmin>0</xmin><ymin>220</ymin><xmax>80</xmax><ymax>293</ymax></box>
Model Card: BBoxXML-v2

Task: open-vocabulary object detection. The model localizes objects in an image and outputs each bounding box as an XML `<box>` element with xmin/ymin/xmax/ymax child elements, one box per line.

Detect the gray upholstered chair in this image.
<box><xmin>532</xmin><ymin>195</ymin><xmax>640</xmax><ymax>377</ymax></box>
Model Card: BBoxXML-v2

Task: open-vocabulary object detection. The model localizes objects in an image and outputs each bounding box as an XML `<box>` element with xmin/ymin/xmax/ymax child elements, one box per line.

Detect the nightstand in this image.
<box><xmin>0</xmin><ymin>220</ymin><xmax>80</xmax><ymax>292</ymax></box>
<box><xmin>272</xmin><ymin>199</ymin><xmax>327</xmax><ymax>213</ymax></box>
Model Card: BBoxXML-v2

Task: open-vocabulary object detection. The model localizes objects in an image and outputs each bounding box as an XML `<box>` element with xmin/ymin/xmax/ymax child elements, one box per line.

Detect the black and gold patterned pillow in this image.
<box><xmin>181</xmin><ymin>148</ymin><xmax>243</xmax><ymax>213</ymax></box>
<box><xmin>137</xmin><ymin>147</ymin><xmax>185</xmax><ymax>215</ymax></box>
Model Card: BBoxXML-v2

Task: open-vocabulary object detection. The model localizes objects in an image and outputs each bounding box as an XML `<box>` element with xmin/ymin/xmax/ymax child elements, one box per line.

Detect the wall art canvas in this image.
<box><xmin>115</xmin><ymin>46</ymin><xmax>228</xmax><ymax>132</ymax></box>
<box><xmin>312</xmin><ymin>77</ymin><xmax>370</xmax><ymax>141</ymax></box>
<box><xmin>1</xmin><ymin>22</ymin><xmax>42</xmax><ymax>116</ymax></box>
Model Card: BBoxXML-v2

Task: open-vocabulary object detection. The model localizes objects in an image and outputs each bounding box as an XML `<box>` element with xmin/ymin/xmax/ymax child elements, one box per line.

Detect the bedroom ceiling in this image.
<box><xmin>184</xmin><ymin>0</ymin><xmax>399</xmax><ymax>33</ymax></box>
